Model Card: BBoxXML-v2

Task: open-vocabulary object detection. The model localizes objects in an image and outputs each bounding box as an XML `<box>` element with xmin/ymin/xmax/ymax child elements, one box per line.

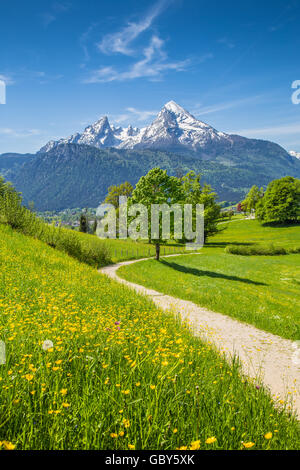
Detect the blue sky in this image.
<box><xmin>1</xmin><ymin>0</ymin><xmax>300</xmax><ymax>154</ymax></box>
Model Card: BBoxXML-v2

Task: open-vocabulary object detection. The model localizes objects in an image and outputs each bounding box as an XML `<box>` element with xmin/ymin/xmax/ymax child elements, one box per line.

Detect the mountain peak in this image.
<box><xmin>163</xmin><ymin>100</ymin><xmax>190</xmax><ymax>115</ymax></box>
<box><xmin>39</xmin><ymin>101</ymin><xmax>232</xmax><ymax>154</ymax></box>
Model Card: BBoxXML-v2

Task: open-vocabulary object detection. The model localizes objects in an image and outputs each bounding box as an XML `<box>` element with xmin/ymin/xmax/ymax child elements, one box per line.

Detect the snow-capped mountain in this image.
<box><xmin>289</xmin><ymin>150</ymin><xmax>300</xmax><ymax>160</ymax></box>
<box><xmin>39</xmin><ymin>101</ymin><xmax>233</xmax><ymax>154</ymax></box>
<box><xmin>40</xmin><ymin>116</ymin><xmax>140</xmax><ymax>152</ymax></box>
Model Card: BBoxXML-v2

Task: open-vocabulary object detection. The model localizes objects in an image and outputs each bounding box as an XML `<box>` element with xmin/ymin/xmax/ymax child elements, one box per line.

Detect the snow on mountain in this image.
<box><xmin>39</xmin><ymin>101</ymin><xmax>233</xmax><ymax>154</ymax></box>
<box><xmin>119</xmin><ymin>101</ymin><xmax>232</xmax><ymax>151</ymax></box>
<box><xmin>289</xmin><ymin>150</ymin><xmax>300</xmax><ymax>160</ymax></box>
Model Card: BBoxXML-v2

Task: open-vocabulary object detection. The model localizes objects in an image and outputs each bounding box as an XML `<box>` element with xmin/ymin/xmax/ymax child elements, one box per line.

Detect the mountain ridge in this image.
<box><xmin>2</xmin><ymin>100</ymin><xmax>300</xmax><ymax>211</ymax></box>
<box><xmin>39</xmin><ymin>100</ymin><xmax>292</xmax><ymax>159</ymax></box>
<box><xmin>9</xmin><ymin>142</ymin><xmax>300</xmax><ymax>211</ymax></box>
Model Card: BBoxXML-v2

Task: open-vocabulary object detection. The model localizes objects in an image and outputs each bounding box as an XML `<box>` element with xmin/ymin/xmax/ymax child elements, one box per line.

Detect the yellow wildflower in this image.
<box><xmin>206</xmin><ymin>436</ymin><xmax>217</xmax><ymax>444</ymax></box>
<box><xmin>242</xmin><ymin>442</ymin><xmax>255</xmax><ymax>449</ymax></box>
<box><xmin>190</xmin><ymin>440</ymin><xmax>201</xmax><ymax>450</ymax></box>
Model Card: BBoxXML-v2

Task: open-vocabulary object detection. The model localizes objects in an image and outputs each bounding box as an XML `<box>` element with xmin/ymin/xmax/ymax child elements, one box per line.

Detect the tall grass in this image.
<box><xmin>0</xmin><ymin>178</ymin><xmax>111</xmax><ymax>267</ymax></box>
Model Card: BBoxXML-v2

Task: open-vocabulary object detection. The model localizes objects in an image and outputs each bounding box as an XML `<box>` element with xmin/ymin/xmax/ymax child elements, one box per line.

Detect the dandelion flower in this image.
<box><xmin>25</xmin><ymin>374</ymin><xmax>34</xmax><ymax>382</ymax></box>
<box><xmin>242</xmin><ymin>442</ymin><xmax>255</xmax><ymax>449</ymax></box>
<box><xmin>123</xmin><ymin>419</ymin><xmax>130</xmax><ymax>428</ymax></box>
<box><xmin>190</xmin><ymin>440</ymin><xmax>201</xmax><ymax>450</ymax></box>
<box><xmin>206</xmin><ymin>437</ymin><xmax>217</xmax><ymax>444</ymax></box>
<box><xmin>42</xmin><ymin>340</ymin><xmax>53</xmax><ymax>351</ymax></box>
<box><xmin>264</xmin><ymin>432</ymin><xmax>272</xmax><ymax>440</ymax></box>
<box><xmin>2</xmin><ymin>441</ymin><xmax>16</xmax><ymax>450</ymax></box>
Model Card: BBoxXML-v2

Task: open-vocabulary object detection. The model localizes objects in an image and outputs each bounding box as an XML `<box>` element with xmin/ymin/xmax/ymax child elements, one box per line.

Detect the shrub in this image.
<box><xmin>225</xmin><ymin>244</ymin><xmax>287</xmax><ymax>256</ymax></box>
<box><xmin>288</xmin><ymin>246</ymin><xmax>300</xmax><ymax>254</ymax></box>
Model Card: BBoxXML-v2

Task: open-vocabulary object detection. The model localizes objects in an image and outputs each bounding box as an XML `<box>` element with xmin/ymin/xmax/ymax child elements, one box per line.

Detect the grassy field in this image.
<box><xmin>118</xmin><ymin>220</ymin><xmax>300</xmax><ymax>340</ymax></box>
<box><xmin>0</xmin><ymin>223</ymin><xmax>299</xmax><ymax>449</ymax></box>
<box><xmin>97</xmin><ymin>237</ymin><xmax>189</xmax><ymax>263</ymax></box>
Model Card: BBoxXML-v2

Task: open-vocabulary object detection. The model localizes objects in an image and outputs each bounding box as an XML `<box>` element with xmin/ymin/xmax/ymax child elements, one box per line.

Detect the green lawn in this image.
<box><xmin>73</xmin><ymin>230</ymin><xmax>190</xmax><ymax>264</ymax></box>
<box><xmin>0</xmin><ymin>224</ymin><xmax>299</xmax><ymax>449</ymax></box>
<box><xmin>118</xmin><ymin>220</ymin><xmax>300</xmax><ymax>340</ymax></box>
<box><xmin>100</xmin><ymin>237</ymin><xmax>189</xmax><ymax>263</ymax></box>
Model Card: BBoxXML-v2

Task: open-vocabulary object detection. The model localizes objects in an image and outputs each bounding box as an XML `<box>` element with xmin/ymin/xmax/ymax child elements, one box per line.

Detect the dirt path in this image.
<box><xmin>100</xmin><ymin>255</ymin><xmax>300</xmax><ymax>419</ymax></box>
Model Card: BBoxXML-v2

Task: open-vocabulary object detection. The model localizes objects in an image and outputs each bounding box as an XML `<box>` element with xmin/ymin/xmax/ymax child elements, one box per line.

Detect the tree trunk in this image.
<box><xmin>155</xmin><ymin>243</ymin><xmax>160</xmax><ymax>261</ymax></box>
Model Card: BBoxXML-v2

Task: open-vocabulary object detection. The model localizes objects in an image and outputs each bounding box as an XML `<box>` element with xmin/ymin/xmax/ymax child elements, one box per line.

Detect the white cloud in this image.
<box><xmin>79</xmin><ymin>24</ymin><xmax>97</xmax><ymax>64</ymax></box>
<box><xmin>233</xmin><ymin>122</ymin><xmax>300</xmax><ymax>137</ymax></box>
<box><xmin>126</xmin><ymin>107</ymin><xmax>158</xmax><ymax>121</ymax></box>
<box><xmin>0</xmin><ymin>128</ymin><xmax>42</xmax><ymax>138</ymax></box>
<box><xmin>0</xmin><ymin>74</ymin><xmax>15</xmax><ymax>85</ymax></box>
<box><xmin>98</xmin><ymin>0</ymin><xmax>170</xmax><ymax>56</ymax></box>
<box><xmin>84</xmin><ymin>35</ymin><xmax>190</xmax><ymax>83</ymax></box>
<box><xmin>41</xmin><ymin>2</ymin><xmax>71</xmax><ymax>27</ymax></box>
<box><xmin>192</xmin><ymin>95</ymin><xmax>263</xmax><ymax>116</ymax></box>
<box><xmin>113</xmin><ymin>107</ymin><xmax>158</xmax><ymax>124</ymax></box>
<box><xmin>217</xmin><ymin>37</ymin><xmax>235</xmax><ymax>49</ymax></box>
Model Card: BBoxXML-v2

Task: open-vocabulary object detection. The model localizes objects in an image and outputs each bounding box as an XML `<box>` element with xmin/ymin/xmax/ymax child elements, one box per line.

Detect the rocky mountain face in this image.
<box><xmin>38</xmin><ymin>100</ymin><xmax>297</xmax><ymax>167</ymax></box>
<box><xmin>10</xmin><ymin>141</ymin><xmax>300</xmax><ymax>211</ymax></box>
<box><xmin>289</xmin><ymin>150</ymin><xmax>300</xmax><ymax>160</ymax></box>
<box><xmin>39</xmin><ymin>101</ymin><xmax>235</xmax><ymax>155</ymax></box>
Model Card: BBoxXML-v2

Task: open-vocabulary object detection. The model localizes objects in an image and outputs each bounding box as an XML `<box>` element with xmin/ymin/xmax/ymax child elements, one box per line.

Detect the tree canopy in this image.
<box><xmin>241</xmin><ymin>185</ymin><xmax>264</xmax><ymax>213</ymax></box>
<box><xmin>130</xmin><ymin>168</ymin><xmax>184</xmax><ymax>259</ymax></box>
<box><xmin>105</xmin><ymin>181</ymin><xmax>133</xmax><ymax>209</ymax></box>
<box><xmin>256</xmin><ymin>176</ymin><xmax>300</xmax><ymax>224</ymax></box>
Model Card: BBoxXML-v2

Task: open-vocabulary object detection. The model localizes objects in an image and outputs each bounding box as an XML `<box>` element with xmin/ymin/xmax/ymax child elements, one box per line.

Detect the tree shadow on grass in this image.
<box><xmin>159</xmin><ymin>260</ymin><xmax>267</xmax><ymax>286</ymax></box>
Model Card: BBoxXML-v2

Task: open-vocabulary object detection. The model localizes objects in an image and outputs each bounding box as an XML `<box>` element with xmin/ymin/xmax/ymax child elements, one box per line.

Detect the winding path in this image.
<box><xmin>100</xmin><ymin>254</ymin><xmax>300</xmax><ymax>419</ymax></box>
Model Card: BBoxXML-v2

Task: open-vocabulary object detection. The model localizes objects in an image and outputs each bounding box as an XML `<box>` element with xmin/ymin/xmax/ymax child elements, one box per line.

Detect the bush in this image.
<box><xmin>0</xmin><ymin>177</ymin><xmax>112</xmax><ymax>267</ymax></box>
<box><xmin>225</xmin><ymin>243</ymin><xmax>287</xmax><ymax>256</ymax></box>
<box><xmin>288</xmin><ymin>246</ymin><xmax>300</xmax><ymax>254</ymax></box>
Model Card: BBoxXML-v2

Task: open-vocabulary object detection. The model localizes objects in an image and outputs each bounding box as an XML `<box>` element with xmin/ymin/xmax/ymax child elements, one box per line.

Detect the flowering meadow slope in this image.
<box><xmin>0</xmin><ymin>224</ymin><xmax>299</xmax><ymax>450</ymax></box>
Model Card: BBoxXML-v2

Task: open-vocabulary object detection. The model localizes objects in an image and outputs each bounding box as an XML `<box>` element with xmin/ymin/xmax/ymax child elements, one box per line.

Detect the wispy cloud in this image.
<box><xmin>126</xmin><ymin>107</ymin><xmax>158</xmax><ymax>121</ymax></box>
<box><xmin>233</xmin><ymin>122</ymin><xmax>300</xmax><ymax>138</ymax></box>
<box><xmin>0</xmin><ymin>128</ymin><xmax>42</xmax><ymax>138</ymax></box>
<box><xmin>217</xmin><ymin>37</ymin><xmax>235</xmax><ymax>49</ymax></box>
<box><xmin>84</xmin><ymin>35</ymin><xmax>191</xmax><ymax>83</ymax></box>
<box><xmin>79</xmin><ymin>23</ymin><xmax>97</xmax><ymax>64</ymax></box>
<box><xmin>98</xmin><ymin>0</ymin><xmax>170</xmax><ymax>56</ymax></box>
<box><xmin>192</xmin><ymin>95</ymin><xmax>263</xmax><ymax>116</ymax></box>
<box><xmin>113</xmin><ymin>107</ymin><xmax>158</xmax><ymax>124</ymax></box>
<box><xmin>0</xmin><ymin>74</ymin><xmax>15</xmax><ymax>85</ymax></box>
<box><xmin>41</xmin><ymin>1</ymin><xmax>71</xmax><ymax>27</ymax></box>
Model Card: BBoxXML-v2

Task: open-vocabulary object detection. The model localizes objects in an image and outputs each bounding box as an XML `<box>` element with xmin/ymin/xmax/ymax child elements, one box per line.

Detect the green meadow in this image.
<box><xmin>118</xmin><ymin>220</ymin><xmax>300</xmax><ymax>340</ymax></box>
<box><xmin>0</xmin><ymin>223</ymin><xmax>299</xmax><ymax>449</ymax></box>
